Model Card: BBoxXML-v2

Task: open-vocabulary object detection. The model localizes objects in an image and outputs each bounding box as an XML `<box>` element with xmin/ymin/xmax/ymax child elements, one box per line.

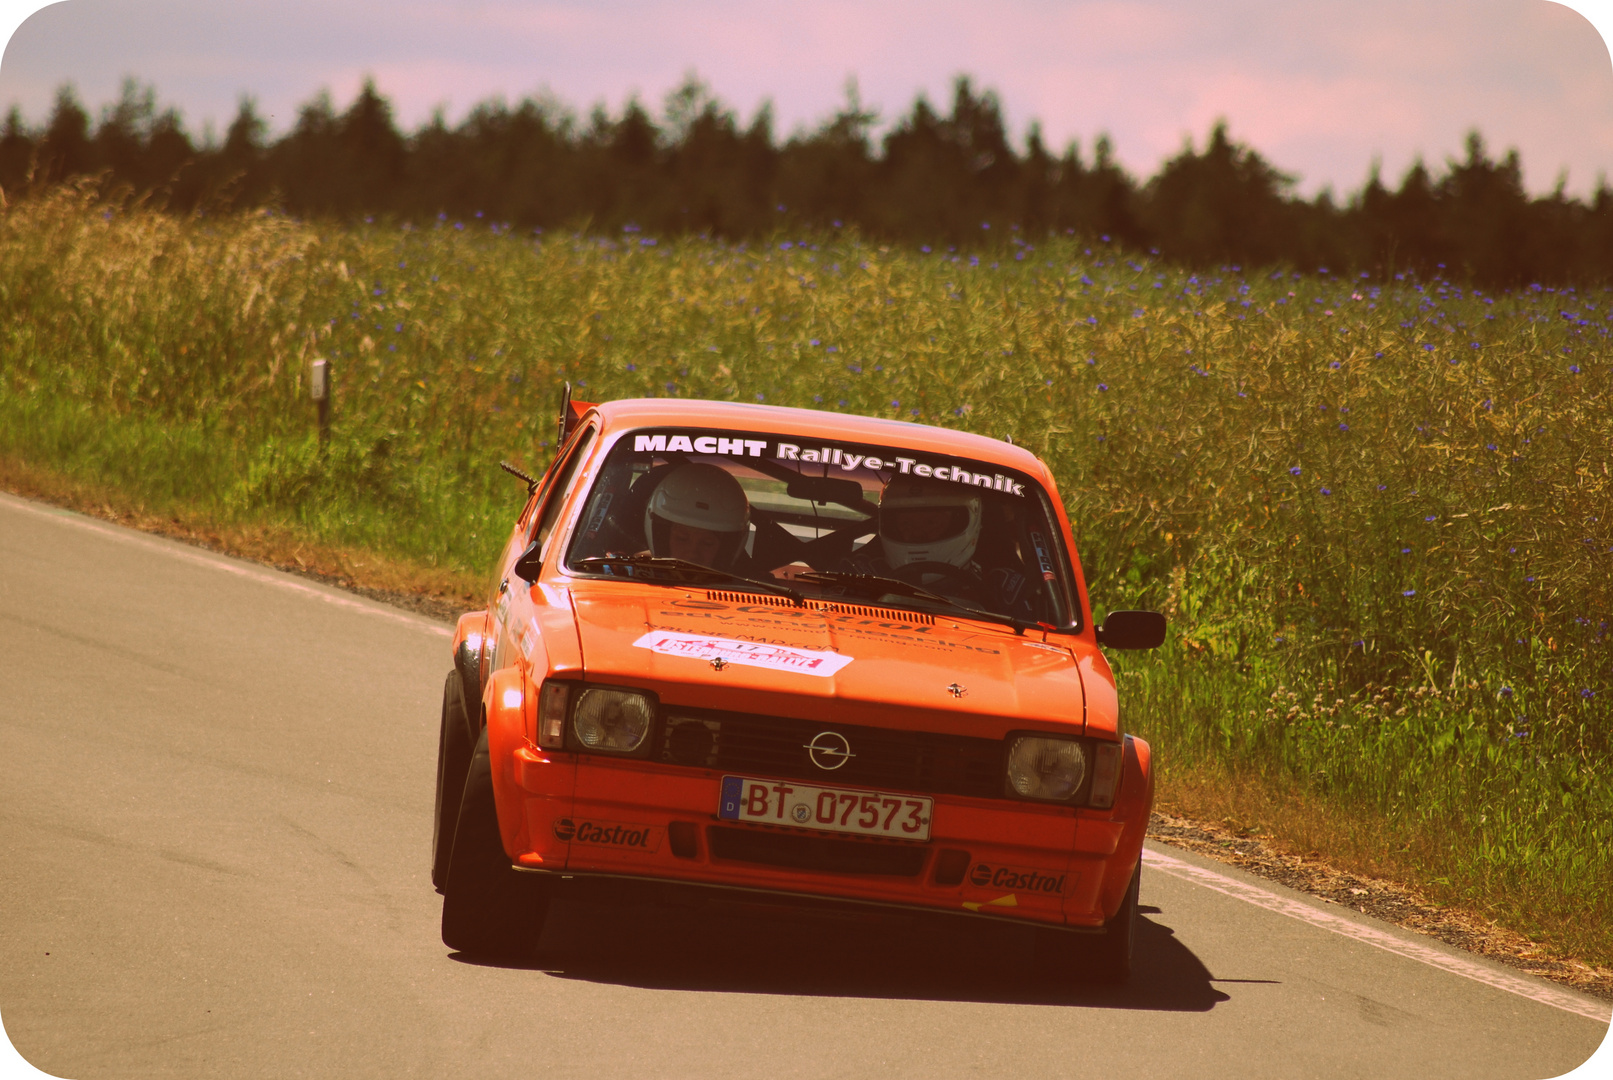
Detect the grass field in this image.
<box><xmin>3</xmin><ymin>185</ymin><xmax>1609</xmax><ymax>964</ymax></box>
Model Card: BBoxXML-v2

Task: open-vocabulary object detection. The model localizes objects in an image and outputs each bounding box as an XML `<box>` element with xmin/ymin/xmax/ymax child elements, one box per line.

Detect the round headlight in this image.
<box><xmin>1006</xmin><ymin>736</ymin><xmax>1087</xmax><ymax>801</ymax></box>
<box><xmin>572</xmin><ymin>688</ymin><xmax>654</xmax><ymax>753</ymax></box>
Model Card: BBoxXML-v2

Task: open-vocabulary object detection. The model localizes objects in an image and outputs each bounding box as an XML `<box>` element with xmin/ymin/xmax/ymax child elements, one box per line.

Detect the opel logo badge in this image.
<box><xmin>804</xmin><ymin>731</ymin><xmax>854</xmax><ymax>771</ymax></box>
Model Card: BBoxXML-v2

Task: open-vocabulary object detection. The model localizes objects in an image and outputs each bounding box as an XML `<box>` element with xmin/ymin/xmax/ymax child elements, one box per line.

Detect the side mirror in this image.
<box><xmin>512</xmin><ymin>540</ymin><xmax>544</xmax><ymax>583</ymax></box>
<box><xmin>1096</xmin><ymin>610</ymin><xmax>1167</xmax><ymax>650</ymax></box>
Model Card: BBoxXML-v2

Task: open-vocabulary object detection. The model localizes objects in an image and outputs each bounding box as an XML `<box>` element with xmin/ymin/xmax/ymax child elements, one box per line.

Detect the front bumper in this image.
<box><xmin>493</xmin><ymin>736</ymin><xmax>1152</xmax><ymax>930</ymax></box>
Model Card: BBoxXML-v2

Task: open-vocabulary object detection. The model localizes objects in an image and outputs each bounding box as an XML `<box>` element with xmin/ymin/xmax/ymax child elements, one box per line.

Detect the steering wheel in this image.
<box><xmin>889</xmin><ymin>561</ymin><xmax>985</xmax><ymax>604</ymax></box>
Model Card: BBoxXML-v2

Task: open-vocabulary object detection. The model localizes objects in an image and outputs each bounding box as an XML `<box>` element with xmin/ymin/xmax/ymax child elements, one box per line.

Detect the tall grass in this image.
<box><xmin>2</xmin><ymin>187</ymin><xmax>1608</xmax><ymax>959</ymax></box>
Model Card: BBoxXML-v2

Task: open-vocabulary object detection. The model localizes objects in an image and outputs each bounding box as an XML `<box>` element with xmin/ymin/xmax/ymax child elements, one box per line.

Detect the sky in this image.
<box><xmin>0</xmin><ymin>0</ymin><xmax>1610</xmax><ymax>199</ymax></box>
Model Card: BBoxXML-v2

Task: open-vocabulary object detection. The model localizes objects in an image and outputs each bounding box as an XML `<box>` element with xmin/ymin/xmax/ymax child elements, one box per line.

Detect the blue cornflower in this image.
<box><xmin>1290</xmin><ymin>466</ymin><xmax>1302</xmax><ymax>476</ymax></box>
<box><xmin>1425</xmin><ymin>515</ymin><xmax>1437</xmax><ymax>522</ymax></box>
<box><xmin>1402</xmin><ymin>589</ymin><xmax>1416</xmax><ymax>597</ymax></box>
<box><xmin>394</xmin><ymin>323</ymin><xmax>403</xmax><ymax>332</ymax></box>
<box><xmin>1422</xmin><ymin>343</ymin><xmax>1434</xmax><ymax>351</ymax></box>
<box><xmin>1338</xmin><ymin>423</ymin><xmax>1349</xmax><ymax>431</ymax></box>
<box><xmin>1499</xmin><ymin>686</ymin><xmax>1513</xmax><ymax>698</ymax></box>
<box><xmin>1320</xmin><ymin>487</ymin><xmax>1332</xmax><ymax>495</ymax></box>
<box><xmin>1584</xmin><ymin>689</ymin><xmax>1597</xmax><ymax>699</ymax></box>
<box><xmin>1570</xmin><ymin>365</ymin><xmax>1581</xmax><ymax>374</ymax></box>
<box><xmin>1378</xmin><ymin>484</ymin><xmax>1387</xmax><ymax>491</ymax></box>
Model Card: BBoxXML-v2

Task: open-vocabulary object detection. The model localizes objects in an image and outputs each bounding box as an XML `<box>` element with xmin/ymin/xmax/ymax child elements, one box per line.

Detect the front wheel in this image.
<box><xmin>1033</xmin><ymin>859</ymin><xmax>1140</xmax><ymax>986</ymax></box>
<box><xmin>1085</xmin><ymin>859</ymin><xmax>1140</xmax><ymax>985</ymax></box>
<box><xmin>440</xmin><ymin>728</ymin><xmax>551</xmax><ymax>959</ymax></box>
<box><xmin>431</xmin><ymin>670</ymin><xmax>474</xmax><ymax>892</ymax></box>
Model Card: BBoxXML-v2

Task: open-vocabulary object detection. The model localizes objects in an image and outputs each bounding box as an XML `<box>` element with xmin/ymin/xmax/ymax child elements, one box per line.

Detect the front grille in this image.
<box><xmin>707</xmin><ymin>826</ymin><xmax>929</xmax><ymax>876</ymax></box>
<box><xmin>659</xmin><ymin>709</ymin><xmax>1005</xmax><ymax>800</ymax></box>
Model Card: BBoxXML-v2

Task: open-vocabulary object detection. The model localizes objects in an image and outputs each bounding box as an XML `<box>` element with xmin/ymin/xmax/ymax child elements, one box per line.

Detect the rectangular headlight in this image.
<box><xmin>1006</xmin><ymin>735</ymin><xmax>1089</xmax><ymax>802</ymax></box>
<box><xmin>570</xmin><ymin>687</ymin><xmax>657</xmax><ymax>756</ymax></box>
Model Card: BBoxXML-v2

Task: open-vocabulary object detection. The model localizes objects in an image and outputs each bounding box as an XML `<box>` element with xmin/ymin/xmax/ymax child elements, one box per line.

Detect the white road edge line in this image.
<box><xmin>2</xmin><ymin>494</ymin><xmax>453</xmax><ymax>639</ymax></box>
<box><xmin>1143</xmin><ymin>846</ymin><xmax>1610</xmax><ymax>1024</ymax></box>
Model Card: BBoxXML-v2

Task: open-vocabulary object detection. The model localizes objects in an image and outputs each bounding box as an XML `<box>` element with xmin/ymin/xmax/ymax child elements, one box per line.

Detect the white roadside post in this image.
<box><xmin>310</xmin><ymin>358</ymin><xmax>331</xmax><ymax>454</ymax></box>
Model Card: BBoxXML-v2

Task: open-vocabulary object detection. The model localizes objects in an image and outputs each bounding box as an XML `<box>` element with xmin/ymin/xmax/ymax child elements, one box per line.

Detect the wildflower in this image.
<box><xmin>1290</xmin><ymin>466</ymin><xmax>1302</xmax><ymax>476</ymax></box>
<box><xmin>1499</xmin><ymin>686</ymin><xmax>1513</xmax><ymax>698</ymax></box>
<box><xmin>1320</xmin><ymin>487</ymin><xmax>1332</xmax><ymax>495</ymax></box>
<box><xmin>1570</xmin><ymin>365</ymin><xmax>1581</xmax><ymax>374</ymax></box>
<box><xmin>1338</xmin><ymin>423</ymin><xmax>1349</xmax><ymax>431</ymax></box>
<box><xmin>1423</xmin><ymin>343</ymin><xmax>1434</xmax><ymax>351</ymax></box>
<box><xmin>1402</xmin><ymin>589</ymin><xmax>1416</xmax><ymax>597</ymax></box>
<box><xmin>1378</xmin><ymin>484</ymin><xmax>1387</xmax><ymax>491</ymax></box>
<box><xmin>1584</xmin><ymin>689</ymin><xmax>1597</xmax><ymax>699</ymax></box>
<box><xmin>1329</xmin><ymin>361</ymin><xmax>1341</xmax><ymax>369</ymax></box>
<box><xmin>1097</xmin><ymin>384</ymin><xmax>1109</xmax><ymax>392</ymax></box>
<box><xmin>1425</xmin><ymin>515</ymin><xmax>1437</xmax><ymax>523</ymax></box>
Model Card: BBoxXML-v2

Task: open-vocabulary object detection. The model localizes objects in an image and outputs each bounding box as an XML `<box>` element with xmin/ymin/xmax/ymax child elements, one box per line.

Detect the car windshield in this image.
<box><xmin>564</xmin><ymin>427</ymin><xmax>1079</xmax><ymax>629</ymax></box>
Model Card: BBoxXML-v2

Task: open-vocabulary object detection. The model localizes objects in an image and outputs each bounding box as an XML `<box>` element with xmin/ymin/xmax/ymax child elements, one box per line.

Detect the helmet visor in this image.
<box><xmin>881</xmin><ymin>505</ymin><xmax>973</xmax><ymax>544</ymax></box>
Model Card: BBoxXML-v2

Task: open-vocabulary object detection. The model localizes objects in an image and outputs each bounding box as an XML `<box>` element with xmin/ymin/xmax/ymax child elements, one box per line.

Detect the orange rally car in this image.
<box><xmin>432</xmin><ymin>391</ymin><xmax>1166</xmax><ymax>981</ymax></box>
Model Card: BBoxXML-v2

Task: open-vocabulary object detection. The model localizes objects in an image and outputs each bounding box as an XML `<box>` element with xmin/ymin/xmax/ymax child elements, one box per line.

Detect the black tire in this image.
<box><xmin>1086</xmin><ymin>859</ymin><xmax>1140</xmax><ymax>985</ymax></box>
<box><xmin>431</xmin><ymin>670</ymin><xmax>474</xmax><ymax>892</ymax></box>
<box><xmin>1033</xmin><ymin>859</ymin><xmax>1140</xmax><ymax>986</ymax></box>
<box><xmin>440</xmin><ymin>727</ymin><xmax>550</xmax><ymax>959</ymax></box>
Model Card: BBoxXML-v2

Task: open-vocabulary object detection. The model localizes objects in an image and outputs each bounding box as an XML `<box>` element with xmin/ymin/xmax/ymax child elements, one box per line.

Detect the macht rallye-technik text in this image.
<box><xmin>432</xmin><ymin>390</ymin><xmax>1167</xmax><ymax>982</ymax></box>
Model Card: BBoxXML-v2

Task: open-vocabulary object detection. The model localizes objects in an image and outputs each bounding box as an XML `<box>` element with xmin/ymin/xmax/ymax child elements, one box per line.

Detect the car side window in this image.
<box><xmin>531</xmin><ymin>426</ymin><xmax>598</xmax><ymax>559</ymax></box>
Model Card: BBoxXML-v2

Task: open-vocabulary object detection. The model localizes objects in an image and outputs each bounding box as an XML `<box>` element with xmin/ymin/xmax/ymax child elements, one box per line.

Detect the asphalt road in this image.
<box><xmin>2</xmin><ymin>491</ymin><xmax>1608</xmax><ymax>1080</ymax></box>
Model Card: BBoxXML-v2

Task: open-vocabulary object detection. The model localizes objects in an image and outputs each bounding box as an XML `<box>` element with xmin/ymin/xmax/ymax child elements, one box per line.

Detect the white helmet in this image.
<box><xmin>878</xmin><ymin>476</ymin><xmax>982</xmax><ymax>569</ymax></box>
<box><xmin>644</xmin><ymin>463</ymin><xmax>750</xmax><ymax>567</ymax></box>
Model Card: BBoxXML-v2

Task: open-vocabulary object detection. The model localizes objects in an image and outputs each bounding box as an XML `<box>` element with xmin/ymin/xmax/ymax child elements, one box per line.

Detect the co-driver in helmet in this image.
<box><xmin>642</xmin><ymin>462</ymin><xmax>751</xmax><ymax>570</ymax></box>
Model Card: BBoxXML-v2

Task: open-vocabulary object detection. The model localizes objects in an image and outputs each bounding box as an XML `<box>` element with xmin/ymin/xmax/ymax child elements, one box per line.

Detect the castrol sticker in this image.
<box><xmin>632</xmin><ymin>631</ymin><xmax>853</xmax><ymax>677</ymax></box>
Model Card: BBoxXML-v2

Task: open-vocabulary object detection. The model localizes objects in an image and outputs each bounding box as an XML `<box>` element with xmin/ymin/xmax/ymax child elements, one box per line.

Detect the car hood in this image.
<box><xmin>566</xmin><ymin>583</ymin><xmax>1090</xmax><ymax>740</ymax></box>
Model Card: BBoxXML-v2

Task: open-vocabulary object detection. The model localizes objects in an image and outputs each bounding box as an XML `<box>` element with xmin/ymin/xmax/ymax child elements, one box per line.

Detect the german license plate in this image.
<box><xmin>718</xmin><ymin>776</ymin><xmax>932</xmax><ymax>841</ymax></box>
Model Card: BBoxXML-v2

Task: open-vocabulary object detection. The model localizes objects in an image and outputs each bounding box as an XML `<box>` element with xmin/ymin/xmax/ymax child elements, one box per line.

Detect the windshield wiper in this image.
<box><xmin>574</xmin><ymin>555</ymin><xmax>804</xmax><ymax>605</ymax></box>
<box><xmin>793</xmin><ymin>570</ymin><xmax>1036</xmax><ymax>631</ymax></box>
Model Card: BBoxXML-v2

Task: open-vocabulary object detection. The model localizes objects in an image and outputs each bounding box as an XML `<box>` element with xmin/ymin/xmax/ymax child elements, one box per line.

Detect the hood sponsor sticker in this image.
<box><xmin>552</xmin><ymin>817</ymin><xmax>663</xmax><ymax>852</ymax></box>
<box><xmin>632</xmin><ymin>631</ymin><xmax>854</xmax><ymax>677</ymax></box>
<box><xmin>967</xmin><ymin>862</ymin><xmax>1072</xmax><ymax>896</ymax></box>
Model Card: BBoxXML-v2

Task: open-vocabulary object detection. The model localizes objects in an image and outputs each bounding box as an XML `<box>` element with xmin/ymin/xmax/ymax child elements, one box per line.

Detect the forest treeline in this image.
<box><xmin>2</xmin><ymin>74</ymin><xmax>1610</xmax><ymax>287</ymax></box>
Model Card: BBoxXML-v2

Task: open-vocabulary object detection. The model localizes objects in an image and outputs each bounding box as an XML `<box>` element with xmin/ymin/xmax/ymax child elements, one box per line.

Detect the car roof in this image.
<box><xmin>587</xmin><ymin>398</ymin><xmax>1050</xmax><ymax>476</ymax></box>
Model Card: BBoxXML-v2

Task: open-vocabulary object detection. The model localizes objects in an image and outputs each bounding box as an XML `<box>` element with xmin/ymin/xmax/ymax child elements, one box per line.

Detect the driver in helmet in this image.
<box><xmin>643</xmin><ymin>462</ymin><xmax>751</xmax><ymax>570</ymax></box>
<box><xmin>879</xmin><ymin>476</ymin><xmax>982</xmax><ymax>571</ymax></box>
<box><xmin>871</xmin><ymin>476</ymin><xmax>1045</xmax><ymax>618</ymax></box>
